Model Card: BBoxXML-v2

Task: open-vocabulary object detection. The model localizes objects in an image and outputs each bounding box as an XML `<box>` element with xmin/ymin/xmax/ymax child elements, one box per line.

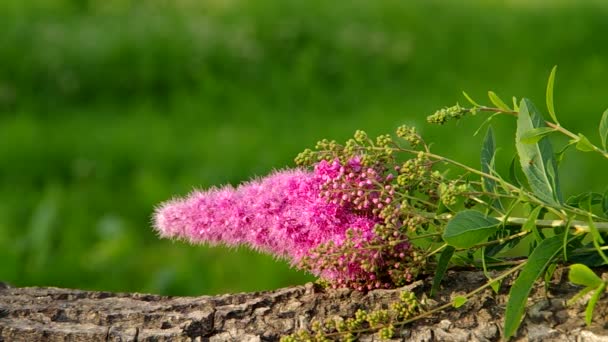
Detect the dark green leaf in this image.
<box><xmin>566</xmin><ymin>192</ymin><xmax>603</xmax><ymax>210</ymax></box>
<box><xmin>509</xmin><ymin>156</ymin><xmax>522</xmax><ymax>187</ymax></box>
<box><xmin>599</xmin><ymin>108</ymin><xmax>608</xmax><ymax>150</ymax></box>
<box><xmin>569</xmin><ymin>264</ymin><xmax>603</xmax><ymax>288</ymax></box>
<box><xmin>555</xmin><ymin>141</ymin><xmax>575</xmax><ymax>166</ymax></box>
<box><xmin>462</xmin><ymin>91</ymin><xmax>482</xmax><ymax>107</ymax></box>
<box><xmin>488</xmin><ymin>91</ymin><xmax>511</xmax><ymax>111</ymax></box>
<box><xmin>586</xmin><ymin>282</ymin><xmax>607</xmax><ymax>326</ymax></box>
<box><xmin>516</xmin><ymin>98</ymin><xmax>562</xmax><ymax>205</ymax></box>
<box><xmin>546</xmin><ymin>66</ymin><xmax>559</xmax><ymax>124</ymax></box>
<box><xmin>575</xmin><ymin>134</ymin><xmax>595</xmax><ymax>152</ymax></box>
<box><xmin>430</xmin><ymin>246</ymin><xmax>455</xmax><ymax>297</ymax></box>
<box><xmin>453</xmin><ymin>296</ymin><xmax>468</xmax><ymax>308</ymax></box>
<box><xmin>443</xmin><ymin>210</ymin><xmax>501</xmax><ymax>248</ymax></box>
<box><xmin>504</xmin><ymin>234</ymin><xmax>565</xmax><ymax>339</ymax></box>
<box><xmin>519</xmin><ymin>127</ymin><xmax>557</xmax><ymax>144</ymax></box>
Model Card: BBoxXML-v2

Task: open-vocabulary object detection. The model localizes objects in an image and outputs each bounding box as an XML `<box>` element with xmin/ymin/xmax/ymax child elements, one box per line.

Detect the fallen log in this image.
<box><xmin>1</xmin><ymin>268</ymin><xmax>606</xmax><ymax>341</ymax></box>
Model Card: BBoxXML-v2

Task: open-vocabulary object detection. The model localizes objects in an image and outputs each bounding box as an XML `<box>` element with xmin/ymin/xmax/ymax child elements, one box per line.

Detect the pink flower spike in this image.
<box><xmin>153</xmin><ymin>169</ymin><xmax>377</xmax><ymax>269</ymax></box>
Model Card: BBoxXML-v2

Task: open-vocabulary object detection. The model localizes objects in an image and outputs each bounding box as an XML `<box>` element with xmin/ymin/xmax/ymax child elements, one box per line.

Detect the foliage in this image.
<box><xmin>273</xmin><ymin>68</ymin><xmax>608</xmax><ymax>339</ymax></box>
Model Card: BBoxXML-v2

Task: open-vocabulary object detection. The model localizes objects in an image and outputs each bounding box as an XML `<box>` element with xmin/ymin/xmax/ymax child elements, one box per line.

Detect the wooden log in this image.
<box><xmin>1</xmin><ymin>268</ymin><xmax>607</xmax><ymax>341</ymax></box>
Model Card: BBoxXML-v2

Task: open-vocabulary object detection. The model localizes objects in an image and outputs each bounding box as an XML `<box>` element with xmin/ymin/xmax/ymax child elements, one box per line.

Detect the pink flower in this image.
<box><xmin>153</xmin><ymin>169</ymin><xmax>377</xmax><ymax>267</ymax></box>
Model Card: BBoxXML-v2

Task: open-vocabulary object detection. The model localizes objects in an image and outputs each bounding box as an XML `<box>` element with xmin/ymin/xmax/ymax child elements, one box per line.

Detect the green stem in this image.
<box><xmin>393</xmin><ymin>261</ymin><xmax>526</xmax><ymax>327</ymax></box>
<box><xmin>477</xmin><ymin>106</ymin><xmax>608</xmax><ymax>160</ymax></box>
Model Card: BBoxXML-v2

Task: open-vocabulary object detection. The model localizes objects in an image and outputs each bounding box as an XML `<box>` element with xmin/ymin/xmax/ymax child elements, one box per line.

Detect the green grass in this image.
<box><xmin>1</xmin><ymin>0</ymin><xmax>607</xmax><ymax>295</ymax></box>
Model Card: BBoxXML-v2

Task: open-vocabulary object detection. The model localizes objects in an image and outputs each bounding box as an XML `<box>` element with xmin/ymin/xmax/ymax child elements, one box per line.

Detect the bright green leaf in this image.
<box><xmin>516</xmin><ymin>98</ymin><xmax>562</xmax><ymax>205</ymax></box>
<box><xmin>462</xmin><ymin>91</ymin><xmax>482</xmax><ymax>107</ymax></box>
<box><xmin>546</xmin><ymin>66</ymin><xmax>559</xmax><ymax>125</ymax></box>
<box><xmin>569</xmin><ymin>264</ymin><xmax>603</xmax><ymax>288</ymax></box>
<box><xmin>575</xmin><ymin>134</ymin><xmax>595</xmax><ymax>152</ymax></box>
<box><xmin>586</xmin><ymin>282</ymin><xmax>607</xmax><ymax>326</ymax></box>
<box><xmin>523</xmin><ymin>206</ymin><xmax>544</xmax><ymax>243</ymax></box>
<box><xmin>599</xmin><ymin>108</ymin><xmax>608</xmax><ymax>150</ymax></box>
<box><xmin>519</xmin><ymin>127</ymin><xmax>557</xmax><ymax>144</ymax></box>
<box><xmin>488</xmin><ymin>91</ymin><xmax>511</xmax><ymax>111</ymax></box>
<box><xmin>504</xmin><ymin>234</ymin><xmax>565</xmax><ymax>339</ymax></box>
<box><xmin>443</xmin><ymin>210</ymin><xmax>501</xmax><ymax>248</ymax></box>
<box><xmin>453</xmin><ymin>296</ymin><xmax>468</xmax><ymax>308</ymax></box>
<box><xmin>512</xmin><ymin>96</ymin><xmax>519</xmax><ymax>111</ymax></box>
<box><xmin>431</xmin><ymin>245</ymin><xmax>455</xmax><ymax>297</ymax></box>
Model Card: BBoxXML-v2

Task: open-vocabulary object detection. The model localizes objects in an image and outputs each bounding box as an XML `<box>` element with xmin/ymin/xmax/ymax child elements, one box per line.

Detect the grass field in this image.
<box><xmin>1</xmin><ymin>0</ymin><xmax>607</xmax><ymax>295</ymax></box>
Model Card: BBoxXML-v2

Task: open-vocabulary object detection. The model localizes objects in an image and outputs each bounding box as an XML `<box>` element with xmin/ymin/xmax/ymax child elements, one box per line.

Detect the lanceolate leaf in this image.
<box><xmin>523</xmin><ymin>206</ymin><xmax>544</xmax><ymax>244</ymax></box>
<box><xmin>463</xmin><ymin>91</ymin><xmax>482</xmax><ymax>107</ymax></box>
<box><xmin>488</xmin><ymin>91</ymin><xmax>511</xmax><ymax>111</ymax></box>
<box><xmin>443</xmin><ymin>210</ymin><xmax>501</xmax><ymax>248</ymax></box>
<box><xmin>575</xmin><ymin>134</ymin><xmax>595</xmax><ymax>152</ymax></box>
<box><xmin>481</xmin><ymin>126</ymin><xmax>496</xmax><ymax>193</ymax></box>
<box><xmin>516</xmin><ymin>99</ymin><xmax>563</xmax><ymax>205</ymax></box>
<box><xmin>504</xmin><ymin>234</ymin><xmax>565</xmax><ymax>339</ymax></box>
<box><xmin>519</xmin><ymin>127</ymin><xmax>557</xmax><ymax>144</ymax></box>
<box><xmin>599</xmin><ymin>108</ymin><xmax>608</xmax><ymax>150</ymax></box>
<box><xmin>546</xmin><ymin>66</ymin><xmax>559</xmax><ymax>124</ymax></box>
<box><xmin>586</xmin><ymin>282</ymin><xmax>607</xmax><ymax>326</ymax></box>
<box><xmin>568</xmin><ymin>264</ymin><xmax>603</xmax><ymax>288</ymax></box>
<box><xmin>431</xmin><ymin>246</ymin><xmax>455</xmax><ymax>297</ymax></box>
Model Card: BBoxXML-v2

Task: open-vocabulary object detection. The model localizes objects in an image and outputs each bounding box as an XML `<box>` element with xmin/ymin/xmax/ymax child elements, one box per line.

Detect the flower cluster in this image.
<box><xmin>153</xmin><ymin>169</ymin><xmax>377</xmax><ymax>269</ymax></box>
<box><xmin>154</xmin><ymin>129</ymin><xmax>428</xmax><ymax>290</ymax></box>
<box><xmin>315</xmin><ymin>157</ymin><xmax>395</xmax><ymax>217</ymax></box>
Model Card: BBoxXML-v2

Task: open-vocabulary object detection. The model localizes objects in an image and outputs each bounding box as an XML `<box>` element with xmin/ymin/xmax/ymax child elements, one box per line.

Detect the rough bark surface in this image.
<box><xmin>1</xmin><ymin>268</ymin><xmax>607</xmax><ymax>341</ymax></box>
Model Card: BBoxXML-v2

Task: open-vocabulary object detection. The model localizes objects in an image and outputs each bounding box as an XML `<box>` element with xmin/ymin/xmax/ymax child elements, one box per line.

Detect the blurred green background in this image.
<box><xmin>1</xmin><ymin>0</ymin><xmax>607</xmax><ymax>296</ymax></box>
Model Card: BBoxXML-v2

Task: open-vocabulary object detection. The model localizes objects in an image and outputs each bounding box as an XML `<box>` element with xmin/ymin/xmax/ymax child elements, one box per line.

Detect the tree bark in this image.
<box><xmin>1</xmin><ymin>268</ymin><xmax>607</xmax><ymax>341</ymax></box>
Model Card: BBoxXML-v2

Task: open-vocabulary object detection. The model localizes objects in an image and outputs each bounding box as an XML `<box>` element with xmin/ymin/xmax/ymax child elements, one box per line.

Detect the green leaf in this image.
<box><xmin>599</xmin><ymin>108</ymin><xmax>608</xmax><ymax>150</ymax></box>
<box><xmin>512</xmin><ymin>96</ymin><xmax>519</xmax><ymax>111</ymax></box>
<box><xmin>463</xmin><ymin>91</ymin><xmax>482</xmax><ymax>107</ymax></box>
<box><xmin>574</xmin><ymin>134</ymin><xmax>595</xmax><ymax>152</ymax></box>
<box><xmin>519</xmin><ymin>127</ymin><xmax>557</xmax><ymax>144</ymax></box>
<box><xmin>586</xmin><ymin>282</ymin><xmax>607</xmax><ymax>326</ymax></box>
<box><xmin>504</xmin><ymin>234</ymin><xmax>565</xmax><ymax>339</ymax></box>
<box><xmin>509</xmin><ymin>156</ymin><xmax>522</xmax><ymax>187</ymax></box>
<box><xmin>430</xmin><ymin>245</ymin><xmax>455</xmax><ymax>297</ymax></box>
<box><xmin>569</xmin><ymin>264</ymin><xmax>603</xmax><ymax>288</ymax></box>
<box><xmin>588</xmin><ymin>215</ymin><xmax>608</xmax><ymax>265</ymax></box>
<box><xmin>602</xmin><ymin>189</ymin><xmax>608</xmax><ymax>217</ymax></box>
<box><xmin>453</xmin><ymin>295</ymin><xmax>468</xmax><ymax>308</ymax></box>
<box><xmin>481</xmin><ymin>126</ymin><xmax>496</xmax><ymax>193</ymax></box>
<box><xmin>523</xmin><ymin>206</ymin><xmax>544</xmax><ymax>244</ymax></box>
<box><xmin>566</xmin><ymin>192</ymin><xmax>603</xmax><ymax>210</ymax></box>
<box><xmin>546</xmin><ymin>66</ymin><xmax>559</xmax><ymax>124</ymax></box>
<box><xmin>443</xmin><ymin>210</ymin><xmax>501</xmax><ymax>248</ymax></box>
<box><xmin>481</xmin><ymin>247</ymin><xmax>500</xmax><ymax>293</ymax></box>
<box><xmin>516</xmin><ymin>98</ymin><xmax>563</xmax><ymax>205</ymax></box>
<box><xmin>488</xmin><ymin>91</ymin><xmax>511</xmax><ymax>111</ymax></box>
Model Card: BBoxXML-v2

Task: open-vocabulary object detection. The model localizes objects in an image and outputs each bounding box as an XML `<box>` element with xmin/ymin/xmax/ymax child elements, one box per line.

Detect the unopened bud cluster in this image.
<box><xmin>426</xmin><ymin>103</ymin><xmax>470</xmax><ymax>125</ymax></box>
<box><xmin>281</xmin><ymin>291</ymin><xmax>420</xmax><ymax>342</ymax></box>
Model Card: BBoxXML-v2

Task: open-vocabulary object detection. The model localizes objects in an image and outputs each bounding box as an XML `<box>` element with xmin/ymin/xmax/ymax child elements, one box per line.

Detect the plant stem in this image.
<box><xmin>477</xmin><ymin>106</ymin><xmax>608</xmax><ymax>160</ymax></box>
<box><xmin>498</xmin><ymin>216</ymin><xmax>608</xmax><ymax>233</ymax></box>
